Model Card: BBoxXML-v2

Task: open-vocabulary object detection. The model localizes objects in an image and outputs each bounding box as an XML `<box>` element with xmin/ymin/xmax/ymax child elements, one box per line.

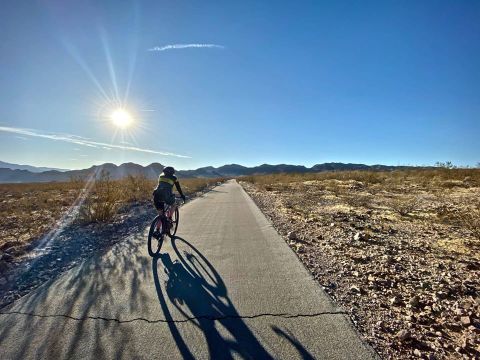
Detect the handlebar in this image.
<box><xmin>175</xmin><ymin>196</ymin><xmax>187</xmax><ymax>204</ymax></box>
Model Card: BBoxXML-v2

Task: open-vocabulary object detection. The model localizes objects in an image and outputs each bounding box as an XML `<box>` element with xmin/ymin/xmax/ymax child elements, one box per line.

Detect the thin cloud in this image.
<box><xmin>148</xmin><ymin>43</ymin><xmax>224</xmax><ymax>52</ymax></box>
<box><xmin>0</xmin><ymin>126</ymin><xmax>191</xmax><ymax>158</ymax></box>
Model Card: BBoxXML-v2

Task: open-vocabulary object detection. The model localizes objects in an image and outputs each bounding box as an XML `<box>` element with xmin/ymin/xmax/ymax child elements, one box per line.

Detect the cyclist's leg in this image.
<box><xmin>155</xmin><ymin>202</ymin><xmax>165</xmax><ymax>231</ymax></box>
<box><xmin>166</xmin><ymin>194</ymin><xmax>176</xmax><ymax>218</ymax></box>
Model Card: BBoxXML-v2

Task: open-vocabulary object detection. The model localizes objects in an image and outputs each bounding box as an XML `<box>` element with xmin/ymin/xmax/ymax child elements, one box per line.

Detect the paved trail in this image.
<box><xmin>0</xmin><ymin>180</ymin><xmax>377</xmax><ymax>359</ymax></box>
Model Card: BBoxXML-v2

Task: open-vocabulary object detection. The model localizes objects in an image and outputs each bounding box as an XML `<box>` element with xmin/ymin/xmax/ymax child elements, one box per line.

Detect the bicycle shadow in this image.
<box><xmin>151</xmin><ymin>236</ymin><xmax>274</xmax><ymax>359</ymax></box>
<box><xmin>272</xmin><ymin>326</ymin><xmax>316</xmax><ymax>360</ymax></box>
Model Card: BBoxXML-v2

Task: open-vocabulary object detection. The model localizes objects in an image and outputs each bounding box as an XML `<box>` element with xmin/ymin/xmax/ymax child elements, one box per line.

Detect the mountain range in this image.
<box><xmin>0</xmin><ymin>160</ymin><xmax>68</xmax><ymax>173</ymax></box>
<box><xmin>0</xmin><ymin>161</ymin><xmax>415</xmax><ymax>184</ymax></box>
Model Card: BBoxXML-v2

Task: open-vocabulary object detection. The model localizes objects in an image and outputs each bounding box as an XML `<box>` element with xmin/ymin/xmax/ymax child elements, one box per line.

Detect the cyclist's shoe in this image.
<box><xmin>152</xmin><ymin>230</ymin><xmax>161</xmax><ymax>239</ymax></box>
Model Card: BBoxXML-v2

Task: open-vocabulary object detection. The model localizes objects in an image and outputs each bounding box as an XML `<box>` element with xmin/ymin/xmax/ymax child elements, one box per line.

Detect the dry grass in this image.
<box><xmin>242</xmin><ymin>168</ymin><xmax>480</xmax><ymax>246</ymax></box>
<box><xmin>343</xmin><ymin>193</ymin><xmax>373</xmax><ymax>209</ymax></box>
<box><xmin>0</xmin><ymin>181</ymin><xmax>84</xmax><ymax>254</ymax></box>
<box><xmin>453</xmin><ymin>199</ymin><xmax>480</xmax><ymax>242</ymax></box>
<box><xmin>242</xmin><ymin>168</ymin><xmax>479</xmax><ymax>188</ymax></box>
<box><xmin>0</xmin><ymin>174</ymin><xmax>226</xmax><ymax>256</ymax></box>
<box><xmin>388</xmin><ymin>196</ymin><xmax>420</xmax><ymax>216</ymax></box>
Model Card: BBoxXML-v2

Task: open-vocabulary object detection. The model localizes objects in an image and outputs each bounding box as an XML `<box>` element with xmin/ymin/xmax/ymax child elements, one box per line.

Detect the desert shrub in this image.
<box><xmin>325</xmin><ymin>180</ymin><xmax>344</xmax><ymax>196</ymax></box>
<box><xmin>354</xmin><ymin>171</ymin><xmax>386</xmax><ymax>185</ymax></box>
<box><xmin>389</xmin><ymin>196</ymin><xmax>420</xmax><ymax>216</ymax></box>
<box><xmin>344</xmin><ymin>194</ymin><xmax>373</xmax><ymax>209</ymax></box>
<box><xmin>69</xmin><ymin>175</ymin><xmax>88</xmax><ymax>190</ymax></box>
<box><xmin>243</xmin><ymin>169</ymin><xmax>480</xmax><ymax>192</ymax></box>
<box><xmin>180</xmin><ymin>177</ymin><xmax>227</xmax><ymax>195</ymax></box>
<box><xmin>435</xmin><ymin>203</ymin><xmax>461</xmax><ymax>225</ymax></box>
<box><xmin>437</xmin><ymin>179</ymin><xmax>467</xmax><ymax>189</ymax></box>
<box><xmin>121</xmin><ymin>174</ymin><xmax>154</xmax><ymax>202</ymax></box>
<box><xmin>78</xmin><ymin>171</ymin><xmax>121</xmax><ymax>223</ymax></box>
<box><xmin>452</xmin><ymin>201</ymin><xmax>480</xmax><ymax>242</ymax></box>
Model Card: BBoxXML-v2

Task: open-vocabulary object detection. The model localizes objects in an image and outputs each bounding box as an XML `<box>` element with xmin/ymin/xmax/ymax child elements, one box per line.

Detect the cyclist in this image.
<box><xmin>153</xmin><ymin>166</ymin><xmax>186</xmax><ymax>219</ymax></box>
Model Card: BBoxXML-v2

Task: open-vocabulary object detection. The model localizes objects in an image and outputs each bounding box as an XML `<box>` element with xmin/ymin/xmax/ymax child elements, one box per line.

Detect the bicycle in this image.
<box><xmin>147</xmin><ymin>197</ymin><xmax>183</xmax><ymax>257</ymax></box>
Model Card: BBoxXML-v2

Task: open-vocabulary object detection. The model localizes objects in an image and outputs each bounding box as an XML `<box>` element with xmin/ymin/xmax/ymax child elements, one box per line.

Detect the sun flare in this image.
<box><xmin>110</xmin><ymin>108</ymin><xmax>133</xmax><ymax>129</ymax></box>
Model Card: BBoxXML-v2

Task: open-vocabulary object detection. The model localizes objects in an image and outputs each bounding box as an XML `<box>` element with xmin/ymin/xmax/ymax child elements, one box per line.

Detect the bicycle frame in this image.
<box><xmin>157</xmin><ymin>197</ymin><xmax>183</xmax><ymax>218</ymax></box>
<box><xmin>157</xmin><ymin>203</ymin><xmax>175</xmax><ymax>219</ymax></box>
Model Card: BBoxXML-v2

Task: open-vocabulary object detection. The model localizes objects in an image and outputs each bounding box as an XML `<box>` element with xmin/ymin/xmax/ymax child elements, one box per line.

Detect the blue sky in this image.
<box><xmin>0</xmin><ymin>0</ymin><xmax>479</xmax><ymax>170</ymax></box>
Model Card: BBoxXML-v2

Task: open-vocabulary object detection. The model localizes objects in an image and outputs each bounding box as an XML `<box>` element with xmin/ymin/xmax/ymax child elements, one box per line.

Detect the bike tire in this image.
<box><xmin>148</xmin><ymin>215</ymin><xmax>164</xmax><ymax>257</ymax></box>
<box><xmin>169</xmin><ymin>207</ymin><xmax>179</xmax><ymax>237</ymax></box>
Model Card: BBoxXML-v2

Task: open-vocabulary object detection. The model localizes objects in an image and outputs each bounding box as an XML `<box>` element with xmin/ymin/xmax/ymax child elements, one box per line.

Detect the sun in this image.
<box><xmin>110</xmin><ymin>108</ymin><xmax>133</xmax><ymax>129</ymax></box>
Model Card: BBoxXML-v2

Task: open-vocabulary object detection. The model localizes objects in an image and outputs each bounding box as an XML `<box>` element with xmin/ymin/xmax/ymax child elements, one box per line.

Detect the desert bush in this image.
<box><xmin>451</xmin><ymin>201</ymin><xmax>480</xmax><ymax>242</ymax></box>
<box><xmin>78</xmin><ymin>171</ymin><xmax>121</xmax><ymax>223</ymax></box>
<box><xmin>353</xmin><ymin>171</ymin><xmax>386</xmax><ymax>185</ymax></box>
<box><xmin>121</xmin><ymin>174</ymin><xmax>154</xmax><ymax>202</ymax></box>
<box><xmin>180</xmin><ymin>177</ymin><xmax>227</xmax><ymax>195</ymax></box>
<box><xmin>435</xmin><ymin>203</ymin><xmax>461</xmax><ymax>225</ymax></box>
<box><xmin>69</xmin><ymin>175</ymin><xmax>87</xmax><ymax>190</ymax></box>
<box><xmin>0</xmin><ymin>180</ymin><xmax>84</xmax><ymax>251</ymax></box>
<box><xmin>242</xmin><ymin>169</ymin><xmax>480</xmax><ymax>191</ymax></box>
<box><xmin>343</xmin><ymin>194</ymin><xmax>373</xmax><ymax>209</ymax></box>
<box><xmin>389</xmin><ymin>196</ymin><xmax>420</xmax><ymax>216</ymax></box>
<box><xmin>325</xmin><ymin>180</ymin><xmax>344</xmax><ymax>196</ymax></box>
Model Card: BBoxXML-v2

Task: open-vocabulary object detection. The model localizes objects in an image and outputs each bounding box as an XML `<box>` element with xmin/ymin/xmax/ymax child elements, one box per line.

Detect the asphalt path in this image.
<box><xmin>0</xmin><ymin>180</ymin><xmax>377</xmax><ymax>359</ymax></box>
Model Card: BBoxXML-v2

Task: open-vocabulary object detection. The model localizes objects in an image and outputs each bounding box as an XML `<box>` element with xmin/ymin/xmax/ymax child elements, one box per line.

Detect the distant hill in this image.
<box><xmin>0</xmin><ymin>161</ymin><xmax>419</xmax><ymax>184</ymax></box>
<box><xmin>0</xmin><ymin>162</ymin><xmax>165</xmax><ymax>183</ymax></box>
<box><xmin>0</xmin><ymin>160</ymin><xmax>68</xmax><ymax>173</ymax></box>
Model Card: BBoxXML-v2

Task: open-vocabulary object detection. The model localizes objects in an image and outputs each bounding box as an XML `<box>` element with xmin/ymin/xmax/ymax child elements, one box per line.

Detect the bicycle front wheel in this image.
<box><xmin>169</xmin><ymin>207</ymin><xmax>179</xmax><ymax>237</ymax></box>
<box><xmin>148</xmin><ymin>215</ymin><xmax>164</xmax><ymax>257</ymax></box>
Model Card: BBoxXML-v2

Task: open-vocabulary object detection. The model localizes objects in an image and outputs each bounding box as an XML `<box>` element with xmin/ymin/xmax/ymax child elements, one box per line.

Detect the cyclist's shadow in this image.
<box><xmin>152</xmin><ymin>236</ymin><xmax>273</xmax><ymax>360</ymax></box>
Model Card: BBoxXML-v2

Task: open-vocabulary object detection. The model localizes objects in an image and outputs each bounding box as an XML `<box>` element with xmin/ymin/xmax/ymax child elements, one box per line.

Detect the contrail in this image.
<box><xmin>148</xmin><ymin>43</ymin><xmax>224</xmax><ymax>52</ymax></box>
<box><xmin>0</xmin><ymin>126</ymin><xmax>191</xmax><ymax>158</ymax></box>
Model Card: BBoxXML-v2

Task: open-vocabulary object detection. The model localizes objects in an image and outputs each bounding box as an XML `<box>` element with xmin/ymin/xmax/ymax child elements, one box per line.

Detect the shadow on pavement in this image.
<box><xmin>152</xmin><ymin>236</ymin><xmax>274</xmax><ymax>359</ymax></box>
<box><xmin>272</xmin><ymin>326</ymin><xmax>316</xmax><ymax>360</ymax></box>
<box><xmin>0</xmin><ymin>233</ymin><xmax>150</xmax><ymax>359</ymax></box>
<box><xmin>0</xmin><ymin>231</ymin><xmax>317</xmax><ymax>359</ymax></box>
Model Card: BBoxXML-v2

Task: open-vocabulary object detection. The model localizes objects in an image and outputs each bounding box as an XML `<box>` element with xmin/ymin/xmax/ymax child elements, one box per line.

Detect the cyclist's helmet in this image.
<box><xmin>163</xmin><ymin>166</ymin><xmax>175</xmax><ymax>176</ymax></box>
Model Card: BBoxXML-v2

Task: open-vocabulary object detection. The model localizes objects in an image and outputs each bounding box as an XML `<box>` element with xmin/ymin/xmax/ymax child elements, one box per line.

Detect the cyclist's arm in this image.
<box><xmin>174</xmin><ymin>181</ymin><xmax>185</xmax><ymax>198</ymax></box>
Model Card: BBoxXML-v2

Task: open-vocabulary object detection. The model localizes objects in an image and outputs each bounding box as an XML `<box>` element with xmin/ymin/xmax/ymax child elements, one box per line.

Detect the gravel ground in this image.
<box><xmin>0</xmin><ymin>201</ymin><xmax>152</xmax><ymax>309</ymax></box>
<box><xmin>241</xmin><ymin>181</ymin><xmax>480</xmax><ymax>360</ymax></box>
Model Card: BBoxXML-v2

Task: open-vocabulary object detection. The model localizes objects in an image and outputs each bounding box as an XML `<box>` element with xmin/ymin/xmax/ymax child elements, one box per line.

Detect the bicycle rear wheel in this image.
<box><xmin>148</xmin><ymin>215</ymin><xmax>164</xmax><ymax>257</ymax></box>
<box><xmin>169</xmin><ymin>207</ymin><xmax>179</xmax><ymax>237</ymax></box>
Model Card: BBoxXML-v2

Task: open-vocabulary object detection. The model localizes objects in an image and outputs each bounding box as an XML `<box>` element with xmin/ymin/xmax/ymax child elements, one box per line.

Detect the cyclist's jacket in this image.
<box><xmin>157</xmin><ymin>173</ymin><xmax>184</xmax><ymax>195</ymax></box>
<box><xmin>153</xmin><ymin>172</ymin><xmax>185</xmax><ymax>207</ymax></box>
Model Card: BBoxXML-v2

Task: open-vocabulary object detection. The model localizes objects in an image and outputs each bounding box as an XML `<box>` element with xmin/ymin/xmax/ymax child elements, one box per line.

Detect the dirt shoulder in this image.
<box><xmin>241</xmin><ymin>174</ymin><xmax>479</xmax><ymax>360</ymax></box>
